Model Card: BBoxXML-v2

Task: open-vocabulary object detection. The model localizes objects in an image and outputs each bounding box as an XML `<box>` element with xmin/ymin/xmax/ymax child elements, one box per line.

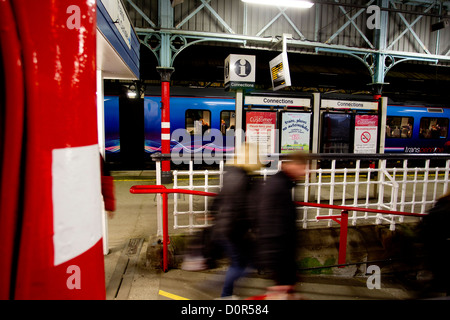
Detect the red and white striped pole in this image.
<box><xmin>157</xmin><ymin>67</ymin><xmax>174</xmax><ymax>184</ymax></box>
<box><xmin>10</xmin><ymin>0</ymin><xmax>105</xmax><ymax>299</ymax></box>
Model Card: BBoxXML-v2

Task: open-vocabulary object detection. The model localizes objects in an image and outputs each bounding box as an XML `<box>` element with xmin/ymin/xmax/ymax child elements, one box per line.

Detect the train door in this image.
<box><xmin>119</xmin><ymin>94</ymin><xmax>145</xmax><ymax>169</ymax></box>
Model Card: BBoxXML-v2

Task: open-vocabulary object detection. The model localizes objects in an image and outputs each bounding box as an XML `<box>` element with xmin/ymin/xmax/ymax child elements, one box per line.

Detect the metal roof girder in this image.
<box><xmin>126</xmin><ymin>0</ymin><xmax>156</xmax><ymax>29</ymax></box>
<box><xmin>315</xmin><ymin>47</ymin><xmax>439</xmax><ymax>89</ymax></box>
<box><xmin>387</xmin><ymin>0</ymin><xmax>434</xmax><ymax>54</ymax></box>
<box><xmin>332</xmin><ymin>0</ymin><xmax>375</xmax><ymax>49</ymax></box>
<box><xmin>136</xmin><ymin>27</ymin><xmax>450</xmax><ymax>62</ymax></box>
<box><xmin>325</xmin><ymin>0</ymin><xmax>376</xmax><ymax>45</ymax></box>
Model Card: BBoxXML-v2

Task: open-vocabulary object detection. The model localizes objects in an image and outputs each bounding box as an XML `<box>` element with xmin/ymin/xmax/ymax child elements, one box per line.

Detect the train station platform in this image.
<box><xmin>104</xmin><ymin>170</ymin><xmax>448</xmax><ymax>301</ymax></box>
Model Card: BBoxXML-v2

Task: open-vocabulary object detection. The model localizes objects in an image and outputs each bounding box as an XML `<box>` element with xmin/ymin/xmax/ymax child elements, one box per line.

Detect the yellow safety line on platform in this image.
<box><xmin>158</xmin><ymin>289</ymin><xmax>190</xmax><ymax>300</ymax></box>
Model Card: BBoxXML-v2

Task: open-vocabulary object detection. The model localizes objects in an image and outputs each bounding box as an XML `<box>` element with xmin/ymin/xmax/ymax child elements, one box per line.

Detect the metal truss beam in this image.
<box><xmin>127</xmin><ymin>0</ymin><xmax>156</xmax><ymax>28</ymax></box>
<box><xmin>387</xmin><ymin>1</ymin><xmax>434</xmax><ymax>54</ymax></box>
<box><xmin>315</xmin><ymin>0</ymin><xmax>450</xmax><ymax>17</ymax></box>
<box><xmin>326</xmin><ymin>0</ymin><xmax>375</xmax><ymax>49</ymax></box>
<box><xmin>316</xmin><ymin>47</ymin><xmax>438</xmax><ymax>93</ymax></box>
<box><xmin>136</xmin><ymin>27</ymin><xmax>450</xmax><ymax>62</ymax></box>
<box><xmin>174</xmin><ymin>0</ymin><xmax>235</xmax><ymax>33</ymax></box>
<box><xmin>134</xmin><ymin>0</ymin><xmax>449</xmax><ymax>97</ymax></box>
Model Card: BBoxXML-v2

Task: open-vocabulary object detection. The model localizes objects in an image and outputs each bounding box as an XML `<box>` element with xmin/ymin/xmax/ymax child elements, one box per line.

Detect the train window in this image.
<box><xmin>220</xmin><ymin>111</ymin><xmax>236</xmax><ymax>134</ymax></box>
<box><xmin>386</xmin><ymin>116</ymin><xmax>413</xmax><ymax>138</ymax></box>
<box><xmin>419</xmin><ymin>117</ymin><xmax>449</xmax><ymax>139</ymax></box>
<box><xmin>185</xmin><ymin>109</ymin><xmax>211</xmax><ymax>135</ymax></box>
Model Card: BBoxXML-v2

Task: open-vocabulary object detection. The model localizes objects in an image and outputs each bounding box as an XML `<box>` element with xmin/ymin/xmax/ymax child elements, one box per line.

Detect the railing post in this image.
<box><xmin>338</xmin><ymin>210</ymin><xmax>349</xmax><ymax>267</ymax></box>
<box><xmin>162</xmin><ymin>191</ymin><xmax>169</xmax><ymax>272</ymax></box>
<box><xmin>156</xmin><ymin>159</ymin><xmax>163</xmax><ymax>237</ymax></box>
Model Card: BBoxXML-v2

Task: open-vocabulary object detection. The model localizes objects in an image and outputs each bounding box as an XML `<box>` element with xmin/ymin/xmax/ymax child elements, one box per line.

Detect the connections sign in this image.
<box><xmin>245</xmin><ymin>96</ymin><xmax>310</xmax><ymax>107</ymax></box>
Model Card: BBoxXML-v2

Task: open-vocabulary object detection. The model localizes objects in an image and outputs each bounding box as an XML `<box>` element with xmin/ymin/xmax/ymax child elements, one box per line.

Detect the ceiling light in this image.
<box><xmin>242</xmin><ymin>0</ymin><xmax>314</xmax><ymax>9</ymax></box>
<box><xmin>127</xmin><ymin>91</ymin><xmax>137</xmax><ymax>98</ymax></box>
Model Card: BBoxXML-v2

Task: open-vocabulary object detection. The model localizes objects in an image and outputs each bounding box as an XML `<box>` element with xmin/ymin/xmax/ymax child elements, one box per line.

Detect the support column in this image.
<box><xmin>157</xmin><ymin>67</ymin><xmax>174</xmax><ymax>184</ymax></box>
<box><xmin>235</xmin><ymin>89</ymin><xmax>244</xmax><ymax>156</ymax></box>
<box><xmin>378</xmin><ymin>97</ymin><xmax>388</xmax><ymax>154</ymax></box>
<box><xmin>12</xmin><ymin>0</ymin><xmax>105</xmax><ymax>299</ymax></box>
<box><xmin>309</xmin><ymin>93</ymin><xmax>321</xmax><ymax>201</ymax></box>
<box><xmin>97</xmin><ymin>69</ymin><xmax>105</xmax><ymax>159</ymax></box>
<box><xmin>156</xmin><ymin>1</ymin><xmax>174</xmax><ymax>184</ymax></box>
<box><xmin>371</xmin><ymin>0</ymin><xmax>389</xmax><ymax>99</ymax></box>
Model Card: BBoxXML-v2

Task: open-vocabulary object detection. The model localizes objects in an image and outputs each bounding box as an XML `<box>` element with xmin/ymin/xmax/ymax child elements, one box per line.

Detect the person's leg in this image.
<box><xmin>221</xmin><ymin>263</ymin><xmax>246</xmax><ymax>297</ymax></box>
<box><xmin>221</xmin><ymin>244</ymin><xmax>248</xmax><ymax>297</ymax></box>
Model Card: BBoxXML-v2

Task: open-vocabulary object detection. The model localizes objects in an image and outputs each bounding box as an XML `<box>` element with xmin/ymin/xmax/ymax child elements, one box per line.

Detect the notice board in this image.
<box><xmin>246</xmin><ymin>111</ymin><xmax>277</xmax><ymax>154</ymax></box>
<box><xmin>354</xmin><ymin>115</ymin><xmax>378</xmax><ymax>154</ymax></box>
<box><xmin>281</xmin><ymin>112</ymin><xmax>311</xmax><ymax>154</ymax></box>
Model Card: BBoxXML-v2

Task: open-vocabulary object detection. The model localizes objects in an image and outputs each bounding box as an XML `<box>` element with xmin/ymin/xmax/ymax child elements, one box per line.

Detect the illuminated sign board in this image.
<box><xmin>224</xmin><ymin>54</ymin><xmax>256</xmax><ymax>90</ymax></box>
<box><xmin>321</xmin><ymin>99</ymin><xmax>378</xmax><ymax>110</ymax></box>
<box><xmin>269</xmin><ymin>52</ymin><xmax>291</xmax><ymax>91</ymax></box>
<box><xmin>245</xmin><ymin>96</ymin><xmax>310</xmax><ymax>107</ymax></box>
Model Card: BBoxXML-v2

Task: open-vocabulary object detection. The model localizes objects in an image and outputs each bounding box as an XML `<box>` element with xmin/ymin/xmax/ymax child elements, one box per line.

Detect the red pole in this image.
<box><xmin>158</xmin><ymin>67</ymin><xmax>174</xmax><ymax>184</ymax></box>
<box><xmin>161</xmin><ymin>82</ymin><xmax>170</xmax><ymax>163</ymax></box>
<box><xmin>338</xmin><ymin>211</ymin><xmax>349</xmax><ymax>267</ymax></box>
<box><xmin>11</xmin><ymin>0</ymin><xmax>105</xmax><ymax>299</ymax></box>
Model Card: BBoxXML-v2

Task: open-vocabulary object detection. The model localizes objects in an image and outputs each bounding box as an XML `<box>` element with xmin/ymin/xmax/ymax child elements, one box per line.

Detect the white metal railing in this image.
<box><xmin>152</xmin><ymin>154</ymin><xmax>450</xmax><ymax>233</ymax></box>
<box><xmin>172</xmin><ymin>161</ymin><xmax>224</xmax><ymax>230</ymax></box>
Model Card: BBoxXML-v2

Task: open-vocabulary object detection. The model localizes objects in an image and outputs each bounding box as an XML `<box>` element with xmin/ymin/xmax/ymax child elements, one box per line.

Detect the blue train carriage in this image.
<box><xmin>385</xmin><ymin>105</ymin><xmax>450</xmax><ymax>153</ymax></box>
<box><xmin>143</xmin><ymin>96</ymin><xmax>236</xmax><ymax>155</ymax></box>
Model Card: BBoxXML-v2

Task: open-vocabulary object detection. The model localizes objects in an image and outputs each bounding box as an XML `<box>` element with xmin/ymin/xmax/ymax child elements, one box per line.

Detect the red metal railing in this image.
<box><xmin>130</xmin><ymin>185</ymin><xmax>217</xmax><ymax>272</ymax></box>
<box><xmin>295</xmin><ymin>202</ymin><xmax>426</xmax><ymax>267</ymax></box>
<box><xmin>130</xmin><ymin>185</ymin><xmax>426</xmax><ymax>272</ymax></box>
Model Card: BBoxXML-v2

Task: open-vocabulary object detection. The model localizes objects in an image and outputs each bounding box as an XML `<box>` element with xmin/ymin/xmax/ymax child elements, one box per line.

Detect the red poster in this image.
<box><xmin>246</xmin><ymin>112</ymin><xmax>277</xmax><ymax>153</ymax></box>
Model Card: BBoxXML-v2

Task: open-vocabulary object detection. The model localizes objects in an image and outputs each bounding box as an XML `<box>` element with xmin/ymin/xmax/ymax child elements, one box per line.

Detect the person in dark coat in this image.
<box><xmin>419</xmin><ymin>192</ymin><xmax>450</xmax><ymax>296</ymax></box>
<box><xmin>255</xmin><ymin>152</ymin><xmax>307</xmax><ymax>298</ymax></box>
<box><xmin>211</xmin><ymin>143</ymin><xmax>262</xmax><ymax>298</ymax></box>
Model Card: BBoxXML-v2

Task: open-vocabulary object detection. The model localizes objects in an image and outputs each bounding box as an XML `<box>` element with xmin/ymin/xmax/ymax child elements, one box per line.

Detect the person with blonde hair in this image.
<box><xmin>211</xmin><ymin>143</ymin><xmax>262</xmax><ymax>298</ymax></box>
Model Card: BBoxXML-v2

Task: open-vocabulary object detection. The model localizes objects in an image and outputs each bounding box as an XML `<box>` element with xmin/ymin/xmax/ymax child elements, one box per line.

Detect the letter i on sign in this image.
<box><xmin>238</xmin><ymin>59</ymin><xmax>246</xmax><ymax>76</ymax></box>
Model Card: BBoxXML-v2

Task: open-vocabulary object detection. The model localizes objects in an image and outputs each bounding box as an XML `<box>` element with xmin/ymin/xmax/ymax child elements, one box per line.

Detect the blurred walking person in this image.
<box><xmin>212</xmin><ymin>143</ymin><xmax>261</xmax><ymax>298</ymax></box>
<box><xmin>254</xmin><ymin>152</ymin><xmax>307</xmax><ymax>299</ymax></box>
<box><xmin>419</xmin><ymin>191</ymin><xmax>450</xmax><ymax>297</ymax></box>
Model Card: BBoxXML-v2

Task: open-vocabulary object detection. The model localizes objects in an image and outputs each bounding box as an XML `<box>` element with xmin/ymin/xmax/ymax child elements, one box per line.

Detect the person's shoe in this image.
<box><xmin>214</xmin><ymin>295</ymin><xmax>240</xmax><ymax>300</ymax></box>
<box><xmin>181</xmin><ymin>256</ymin><xmax>207</xmax><ymax>271</ymax></box>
